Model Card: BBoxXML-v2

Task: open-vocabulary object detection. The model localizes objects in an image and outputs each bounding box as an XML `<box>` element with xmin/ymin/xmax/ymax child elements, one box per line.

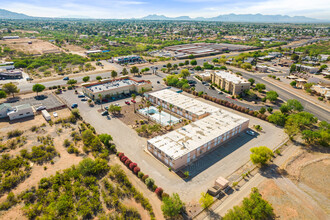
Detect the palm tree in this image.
<box><xmin>169</xmin><ymin>104</ymin><xmax>173</xmax><ymax>126</ymax></box>
<box><xmin>157</xmin><ymin>105</ymin><xmax>163</xmax><ymax>126</ymax></box>
<box><xmin>146</xmin><ymin>101</ymin><xmax>151</xmax><ymax>121</ymax></box>
<box><xmin>131</xmin><ymin>93</ymin><xmax>136</xmax><ymax>112</ymax></box>
<box><xmin>98</xmin><ymin>94</ymin><xmax>103</xmax><ymax>110</ymax></box>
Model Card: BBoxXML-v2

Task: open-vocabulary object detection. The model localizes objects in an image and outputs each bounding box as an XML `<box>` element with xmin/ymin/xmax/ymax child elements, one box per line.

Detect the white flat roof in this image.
<box><xmin>148</xmin><ymin>107</ymin><xmax>249</xmax><ymax>160</ymax></box>
<box><xmin>148</xmin><ymin>89</ymin><xmax>219</xmax><ymax>116</ymax></box>
<box><xmin>86</xmin><ymin>79</ymin><xmax>146</xmax><ymax>93</ymax></box>
<box><xmin>214</xmin><ymin>70</ymin><xmax>249</xmax><ymax>84</ymax></box>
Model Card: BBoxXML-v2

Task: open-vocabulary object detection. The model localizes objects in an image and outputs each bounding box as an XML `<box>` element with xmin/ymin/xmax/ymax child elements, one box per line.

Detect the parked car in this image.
<box><xmin>131</xmin><ymin>99</ymin><xmax>136</xmax><ymax>103</ymax></box>
<box><xmin>78</xmin><ymin>94</ymin><xmax>85</xmax><ymax>98</ymax></box>
<box><xmin>246</xmin><ymin>130</ymin><xmax>255</xmax><ymax>136</ymax></box>
<box><xmin>36</xmin><ymin>106</ymin><xmax>46</xmax><ymax>111</ymax></box>
<box><xmin>101</xmin><ymin>111</ymin><xmax>109</xmax><ymax>116</ymax></box>
<box><xmin>81</xmin><ymin>98</ymin><xmax>87</xmax><ymax>101</ymax></box>
<box><xmin>218</xmin><ymin>91</ymin><xmax>223</xmax><ymax>94</ymax></box>
<box><xmin>157</xmin><ymin>81</ymin><xmax>160</xmax><ymax>84</ymax></box>
<box><xmin>114</xmin><ymin>103</ymin><xmax>120</xmax><ymax>106</ymax></box>
<box><xmin>105</xmin><ymin>106</ymin><xmax>109</xmax><ymax>110</ymax></box>
<box><xmin>53</xmin><ymin>112</ymin><xmax>58</xmax><ymax>117</ymax></box>
<box><xmin>63</xmin><ymin>77</ymin><xmax>69</xmax><ymax>80</ymax></box>
<box><xmin>71</xmin><ymin>103</ymin><xmax>78</xmax><ymax>108</ymax></box>
<box><xmin>125</xmin><ymin>101</ymin><xmax>130</xmax><ymax>105</ymax></box>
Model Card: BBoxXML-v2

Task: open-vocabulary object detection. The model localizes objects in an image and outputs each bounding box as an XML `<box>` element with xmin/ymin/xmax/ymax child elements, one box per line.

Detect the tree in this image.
<box><xmin>266</xmin><ymin>91</ymin><xmax>278</xmax><ymax>102</ymax></box>
<box><xmin>267</xmin><ymin>107</ymin><xmax>273</xmax><ymax>113</ymax></box>
<box><xmin>188</xmin><ymin>54</ymin><xmax>194</xmax><ymax>59</ymax></box>
<box><xmin>181</xmin><ymin>69</ymin><xmax>190</xmax><ymax>79</ymax></box>
<box><xmin>190</xmin><ymin>60</ymin><xmax>197</xmax><ymax>66</ymax></box>
<box><xmin>111</xmin><ymin>70</ymin><xmax>117</xmax><ymax>79</ymax></box>
<box><xmin>268</xmin><ymin>112</ymin><xmax>287</xmax><ymax>126</ymax></box>
<box><xmin>146</xmin><ymin>101</ymin><xmax>151</xmax><ymax>121</ymax></box>
<box><xmin>250</xmin><ymin>146</ymin><xmax>274</xmax><ymax>165</ymax></box>
<box><xmin>96</xmin><ymin>76</ymin><xmax>102</xmax><ymax>81</ymax></box>
<box><xmin>291</xmin><ymin>54</ymin><xmax>299</xmax><ymax>62</ymax></box>
<box><xmin>166</xmin><ymin>63</ymin><xmax>172</xmax><ymax>69</ymax></box>
<box><xmin>184</xmin><ymin>60</ymin><xmax>189</xmax><ymax>65</ymax></box>
<box><xmin>131</xmin><ymin>93</ymin><xmax>136</xmax><ymax>111</ymax></box>
<box><xmin>223</xmin><ymin>188</ymin><xmax>274</xmax><ymax>220</ymax></box>
<box><xmin>67</xmin><ymin>79</ymin><xmax>77</xmax><ymax>86</ymax></box>
<box><xmin>2</xmin><ymin>83</ymin><xmax>19</xmax><ymax>98</ymax></box>
<box><xmin>290</xmin><ymin>81</ymin><xmax>296</xmax><ymax>87</ymax></box>
<box><xmin>32</xmin><ymin>84</ymin><xmax>45</xmax><ymax>96</ymax></box>
<box><xmin>0</xmin><ymin>91</ymin><xmax>7</xmax><ymax>99</ymax></box>
<box><xmin>255</xmin><ymin>83</ymin><xmax>266</xmax><ymax>92</ymax></box>
<box><xmin>259</xmin><ymin>107</ymin><xmax>266</xmax><ymax>114</ymax></box>
<box><xmin>290</xmin><ymin>64</ymin><xmax>296</xmax><ymax>73</ymax></box>
<box><xmin>248</xmin><ymin>78</ymin><xmax>255</xmax><ymax>86</ymax></box>
<box><xmin>122</xmin><ymin>68</ymin><xmax>128</xmax><ymax>75</ymax></box>
<box><xmin>82</xmin><ymin>76</ymin><xmax>90</xmax><ymax>83</ymax></box>
<box><xmin>98</xmin><ymin>134</ymin><xmax>113</xmax><ymax>147</ymax></box>
<box><xmin>98</xmin><ymin>94</ymin><xmax>103</xmax><ymax>109</ymax></box>
<box><xmin>280</xmin><ymin>104</ymin><xmax>290</xmax><ymax>114</ymax></box>
<box><xmin>199</xmin><ymin>192</ymin><xmax>213</xmax><ymax>209</ymax></box>
<box><xmin>286</xmin><ymin>99</ymin><xmax>304</xmax><ymax>112</ymax></box>
<box><xmin>157</xmin><ymin>105</ymin><xmax>163</xmax><ymax>125</ymax></box>
<box><xmin>130</xmin><ymin>66</ymin><xmax>139</xmax><ymax>75</ymax></box>
<box><xmin>161</xmin><ymin>193</ymin><xmax>184</xmax><ymax>218</ymax></box>
<box><xmin>242</xmin><ymin>62</ymin><xmax>252</xmax><ymax>70</ymax></box>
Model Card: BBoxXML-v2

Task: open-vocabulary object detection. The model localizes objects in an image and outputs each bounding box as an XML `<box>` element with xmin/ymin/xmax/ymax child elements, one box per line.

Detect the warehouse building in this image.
<box><xmin>146</xmin><ymin>89</ymin><xmax>249</xmax><ymax>170</ymax></box>
<box><xmin>211</xmin><ymin>71</ymin><xmax>250</xmax><ymax>95</ymax></box>
<box><xmin>82</xmin><ymin>77</ymin><xmax>152</xmax><ymax>100</ymax></box>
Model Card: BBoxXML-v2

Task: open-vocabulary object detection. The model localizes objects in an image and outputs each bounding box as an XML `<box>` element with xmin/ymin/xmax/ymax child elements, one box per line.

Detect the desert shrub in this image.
<box><xmin>118</xmin><ymin>152</ymin><xmax>124</xmax><ymax>159</ymax></box>
<box><xmin>142</xmin><ymin>175</ymin><xmax>149</xmax><ymax>181</ymax></box>
<box><xmin>133</xmin><ymin>167</ymin><xmax>140</xmax><ymax>174</ymax></box>
<box><xmin>145</xmin><ymin>177</ymin><xmax>155</xmax><ymax>188</ymax></box>
<box><xmin>155</xmin><ymin>187</ymin><xmax>163</xmax><ymax>197</ymax></box>
<box><xmin>121</xmin><ymin>156</ymin><xmax>128</xmax><ymax>163</ymax></box>
<box><xmin>7</xmin><ymin>130</ymin><xmax>23</xmax><ymax>138</ymax></box>
<box><xmin>124</xmin><ymin>159</ymin><xmax>132</xmax><ymax>166</ymax></box>
<box><xmin>129</xmin><ymin>163</ymin><xmax>137</xmax><ymax>170</ymax></box>
<box><xmin>138</xmin><ymin>172</ymin><xmax>144</xmax><ymax>179</ymax></box>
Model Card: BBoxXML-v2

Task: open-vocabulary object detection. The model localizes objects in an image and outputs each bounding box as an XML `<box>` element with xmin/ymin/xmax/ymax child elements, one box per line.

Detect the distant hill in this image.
<box><xmin>141</xmin><ymin>13</ymin><xmax>326</xmax><ymax>23</ymax></box>
<box><xmin>0</xmin><ymin>9</ymin><xmax>32</xmax><ymax>19</ymax></box>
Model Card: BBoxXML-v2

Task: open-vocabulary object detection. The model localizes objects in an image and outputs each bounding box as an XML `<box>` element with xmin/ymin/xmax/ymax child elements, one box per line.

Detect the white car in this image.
<box><xmin>114</xmin><ymin>103</ymin><xmax>120</xmax><ymax>106</ymax></box>
<box><xmin>246</xmin><ymin>130</ymin><xmax>255</xmax><ymax>136</ymax></box>
<box><xmin>53</xmin><ymin>112</ymin><xmax>58</xmax><ymax>117</ymax></box>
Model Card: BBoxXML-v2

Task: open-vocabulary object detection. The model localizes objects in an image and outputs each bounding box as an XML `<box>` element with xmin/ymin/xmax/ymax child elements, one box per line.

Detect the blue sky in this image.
<box><xmin>1</xmin><ymin>0</ymin><xmax>329</xmax><ymax>19</ymax></box>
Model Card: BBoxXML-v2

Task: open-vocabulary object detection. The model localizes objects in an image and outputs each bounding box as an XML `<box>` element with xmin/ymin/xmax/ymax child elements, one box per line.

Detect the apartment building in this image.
<box><xmin>210</xmin><ymin>71</ymin><xmax>250</xmax><ymax>95</ymax></box>
<box><xmin>146</xmin><ymin>89</ymin><xmax>249</xmax><ymax>170</ymax></box>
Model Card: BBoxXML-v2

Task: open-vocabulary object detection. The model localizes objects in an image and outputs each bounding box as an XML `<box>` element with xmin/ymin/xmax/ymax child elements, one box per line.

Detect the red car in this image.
<box><xmin>131</xmin><ymin>99</ymin><xmax>136</xmax><ymax>103</ymax></box>
<box><xmin>125</xmin><ymin>101</ymin><xmax>130</xmax><ymax>105</ymax></box>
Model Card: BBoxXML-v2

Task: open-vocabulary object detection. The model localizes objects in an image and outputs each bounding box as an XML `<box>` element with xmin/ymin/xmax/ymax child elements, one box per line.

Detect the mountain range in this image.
<box><xmin>141</xmin><ymin>14</ymin><xmax>325</xmax><ymax>23</ymax></box>
<box><xmin>0</xmin><ymin>8</ymin><xmax>328</xmax><ymax>23</ymax></box>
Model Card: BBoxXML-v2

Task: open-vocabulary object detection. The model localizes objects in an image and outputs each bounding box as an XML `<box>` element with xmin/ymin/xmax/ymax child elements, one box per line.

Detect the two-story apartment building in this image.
<box><xmin>210</xmin><ymin>71</ymin><xmax>250</xmax><ymax>95</ymax></box>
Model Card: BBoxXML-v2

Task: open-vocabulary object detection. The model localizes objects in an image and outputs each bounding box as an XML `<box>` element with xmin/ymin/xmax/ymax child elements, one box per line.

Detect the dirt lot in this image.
<box><xmin>0</xmin><ymin>108</ymin><xmax>83</xmax><ymax>205</ymax></box>
<box><xmin>0</xmin><ymin>38</ymin><xmax>63</xmax><ymax>55</ymax></box>
<box><xmin>62</xmin><ymin>43</ymin><xmax>87</xmax><ymax>57</ymax></box>
<box><xmin>259</xmin><ymin>147</ymin><xmax>330</xmax><ymax>219</ymax></box>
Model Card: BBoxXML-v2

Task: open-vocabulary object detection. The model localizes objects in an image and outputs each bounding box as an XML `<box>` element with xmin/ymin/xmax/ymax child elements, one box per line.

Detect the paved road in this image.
<box><xmin>228</xmin><ymin>67</ymin><xmax>329</xmax><ymax>122</ymax></box>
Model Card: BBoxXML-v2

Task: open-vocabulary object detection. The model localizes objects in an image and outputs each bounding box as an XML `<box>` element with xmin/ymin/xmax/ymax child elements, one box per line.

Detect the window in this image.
<box><xmin>26</xmin><ymin>112</ymin><xmax>30</xmax><ymax>114</ymax></box>
<box><xmin>19</xmin><ymin>113</ymin><xmax>23</xmax><ymax>116</ymax></box>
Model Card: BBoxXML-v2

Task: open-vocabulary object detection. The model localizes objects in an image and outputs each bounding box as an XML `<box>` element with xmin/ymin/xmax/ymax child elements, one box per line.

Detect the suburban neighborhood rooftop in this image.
<box><xmin>214</xmin><ymin>70</ymin><xmax>249</xmax><ymax>84</ymax></box>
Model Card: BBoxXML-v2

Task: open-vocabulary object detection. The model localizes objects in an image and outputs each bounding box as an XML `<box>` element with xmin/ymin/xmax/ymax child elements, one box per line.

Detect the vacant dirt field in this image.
<box><xmin>62</xmin><ymin>43</ymin><xmax>87</xmax><ymax>57</ymax></box>
<box><xmin>259</xmin><ymin>147</ymin><xmax>330</xmax><ymax>219</ymax></box>
<box><xmin>0</xmin><ymin>38</ymin><xmax>62</xmax><ymax>55</ymax></box>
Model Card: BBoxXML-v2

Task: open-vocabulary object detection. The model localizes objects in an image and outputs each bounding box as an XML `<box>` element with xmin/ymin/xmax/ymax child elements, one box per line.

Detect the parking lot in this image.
<box><xmin>5</xmin><ymin>92</ymin><xmax>64</xmax><ymax>110</ymax></box>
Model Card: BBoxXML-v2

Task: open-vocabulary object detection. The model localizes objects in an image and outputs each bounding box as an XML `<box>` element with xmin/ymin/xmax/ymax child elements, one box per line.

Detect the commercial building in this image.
<box><xmin>145</xmin><ymin>89</ymin><xmax>249</xmax><ymax>170</ymax></box>
<box><xmin>82</xmin><ymin>77</ymin><xmax>152</xmax><ymax>100</ymax></box>
<box><xmin>0</xmin><ymin>103</ymin><xmax>34</xmax><ymax>120</ymax></box>
<box><xmin>296</xmin><ymin>64</ymin><xmax>319</xmax><ymax>74</ymax></box>
<box><xmin>0</xmin><ymin>62</ymin><xmax>15</xmax><ymax>71</ymax></box>
<box><xmin>2</xmin><ymin>36</ymin><xmax>19</xmax><ymax>40</ymax></box>
<box><xmin>196</xmin><ymin>71</ymin><xmax>211</xmax><ymax>81</ymax></box>
<box><xmin>0</xmin><ymin>70</ymin><xmax>22</xmax><ymax>79</ymax></box>
<box><xmin>112</xmin><ymin>55</ymin><xmax>142</xmax><ymax>64</ymax></box>
<box><xmin>210</xmin><ymin>71</ymin><xmax>250</xmax><ymax>95</ymax></box>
